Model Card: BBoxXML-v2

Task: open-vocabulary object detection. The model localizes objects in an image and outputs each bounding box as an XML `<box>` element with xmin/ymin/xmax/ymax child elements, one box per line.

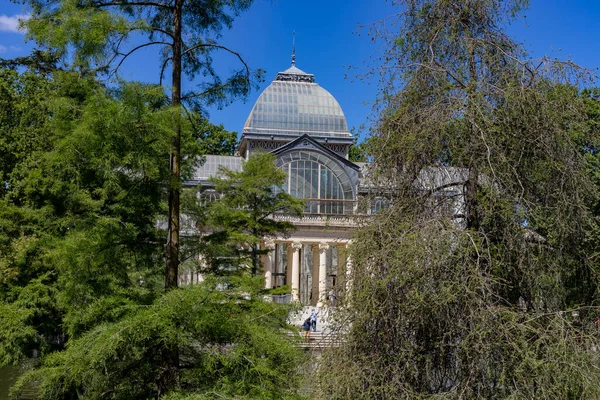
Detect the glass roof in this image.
<box><xmin>193</xmin><ymin>155</ymin><xmax>243</xmax><ymax>180</ymax></box>
<box><xmin>243</xmin><ymin>67</ymin><xmax>350</xmax><ymax>138</ymax></box>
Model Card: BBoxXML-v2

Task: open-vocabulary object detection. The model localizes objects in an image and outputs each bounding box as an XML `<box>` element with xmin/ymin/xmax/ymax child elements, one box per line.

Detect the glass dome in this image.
<box><xmin>243</xmin><ymin>66</ymin><xmax>350</xmax><ymax>138</ymax></box>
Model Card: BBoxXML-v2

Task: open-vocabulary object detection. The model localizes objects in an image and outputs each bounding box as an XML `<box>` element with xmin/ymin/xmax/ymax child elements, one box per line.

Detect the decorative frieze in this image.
<box><xmin>272</xmin><ymin>213</ymin><xmax>358</xmax><ymax>228</ymax></box>
<box><xmin>249</xmin><ymin>140</ymin><xmax>286</xmax><ymax>151</ymax></box>
<box><xmin>326</xmin><ymin>144</ymin><xmax>348</xmax><ymax>156</ymax></box>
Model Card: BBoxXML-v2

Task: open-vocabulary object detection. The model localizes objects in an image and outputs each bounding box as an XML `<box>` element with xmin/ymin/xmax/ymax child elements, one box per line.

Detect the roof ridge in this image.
<box><xmin>275</xmin><ymin>65</ymin><xmax>315</xmax><ymax>83</ymax></box>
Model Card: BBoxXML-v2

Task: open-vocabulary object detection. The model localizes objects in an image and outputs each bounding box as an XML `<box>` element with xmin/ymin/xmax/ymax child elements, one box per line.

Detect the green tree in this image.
<box><xmin>11</xmin><ymin>277</ymin><xmax>304</xmax><ymax>399</ymax></box>
<box><xmin>348</xmin><ymin>129</ymin><xmax>368</xmax><ymax>163</ymax></box>
<box><xmin>0</xmin><ymin>68</ymin><xmax>178</xmax><ymax>366</ymax></box>
<box><xmin>0</xmin><ymin>68</ymin><xmax>304</xmax><ymax>399</ymax></box>
<box><xmin>0</xmin><ymin>69</ymin><xmax>89</xmax><ymax>364</ymax></box>
<box><xmin>195</xmin><ymin>153</ymin><xmax>304</xmax><ymax>276</ymax></box>
<box><xmin>319</xmin><ymin>1</ymin><xmax>600</xmax><ymax>398</ymax></box>
<box><xmin>17</xmin><ymin>0</ymin><xmax>262</xmax><ymax>290</ymax></box>
<box><xmin>0</xmin><ymin>49</ymin><xmax>62</xmax><ymax>74</ymax></box>
<box><xmin>0</xmin><ymin>67</ymin><xmax>53</xmax><ymax>191</ymax></box>
<box><xmin>191</xmin><ymin>116</ymin><xmax>239</xmax><ymax>156</ymax></box>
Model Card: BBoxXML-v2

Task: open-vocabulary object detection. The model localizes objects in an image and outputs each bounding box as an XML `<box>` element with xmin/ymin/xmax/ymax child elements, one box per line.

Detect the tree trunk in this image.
<box><xmin>165</xmin><ymin>0</ymin><xmax>183</xmax><ymax>290</ymax></box>
<box><xmin>160</xmin><ymin>0</ymin><xmax>182</xmax><ymax>392</ymax></box>
<box><xmin>251</xmin><ymin>243</ymin><xmax>259</xmax><ymax>276</ymax></box>
<box><xmin>158</xmin><ymin>345</ymin><xmax>179</xmax><ymax>396</ymax></box>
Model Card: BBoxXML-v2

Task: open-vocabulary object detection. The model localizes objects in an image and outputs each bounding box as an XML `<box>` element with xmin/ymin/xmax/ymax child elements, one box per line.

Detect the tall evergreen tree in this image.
<box><xmin>185</xmin><ymin>153</ymin><xmax>304</xmax><ymax>276</ymax></box>
<box><xmin>319</xmin><ymin>1</ymin><xmax>600</xmax><ymax>398</ymax></box>
<box><xmin>0</xmin><ymin>68</ymin><xmax>175</xmax><ymax>366</ymax></box>
<box><xmin>16</xmin><ymin>0</ymin><xmax>262</xmax><ymax>290</ymax></box>
<box><xmin>1</xmin><ymin>68</ymin><xmax>302</xmax><ymax>399</ymax></box>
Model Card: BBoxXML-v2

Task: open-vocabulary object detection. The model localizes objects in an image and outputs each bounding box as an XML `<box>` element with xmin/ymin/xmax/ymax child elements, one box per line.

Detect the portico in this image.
<box><xmin>261</xmin><ymin>238</ymin><xmax>351</xmax><ymax>306</ymax></box>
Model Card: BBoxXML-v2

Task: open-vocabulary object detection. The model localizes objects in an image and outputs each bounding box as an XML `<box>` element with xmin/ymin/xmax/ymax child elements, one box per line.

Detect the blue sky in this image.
<box><xmin>1</xmin><ymin>0</ymin><xmax>599</xmax><ymax>140</ymax></box>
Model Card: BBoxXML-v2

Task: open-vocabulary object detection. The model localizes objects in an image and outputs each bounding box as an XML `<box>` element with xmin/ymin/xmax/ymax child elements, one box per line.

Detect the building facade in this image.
<box><xmin>186</xmin><ymin>61</ymin><xmax>374</xmax><ymax>306</ymax></box>
<box><xmin>185</xmin><ymin>60</ymin><xmax>471</xmax><ymax>308</ymax></box>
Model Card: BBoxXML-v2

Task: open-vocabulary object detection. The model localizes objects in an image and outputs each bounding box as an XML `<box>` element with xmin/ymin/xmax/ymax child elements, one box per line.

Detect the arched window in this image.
<box><xmin>198</xmin><ymin>189</ymin><xmax>220</xmax><ymax>204</ymax></box>
<box><xmin>277</xmin><ymin>150</ymin><xmax>354</xmax><ymax>215</ymax></box>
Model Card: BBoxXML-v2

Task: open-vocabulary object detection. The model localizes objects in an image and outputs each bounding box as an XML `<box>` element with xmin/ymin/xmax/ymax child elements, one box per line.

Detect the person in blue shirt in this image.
<box><xmin>303</xmin><ymin>317</ymin><xmax>311</xmax><ymax>339</ymax></box>
<box><xmin>310</xmin><ymin>309</ymin><xmax>317</xmax><ymax>332</ymax></box>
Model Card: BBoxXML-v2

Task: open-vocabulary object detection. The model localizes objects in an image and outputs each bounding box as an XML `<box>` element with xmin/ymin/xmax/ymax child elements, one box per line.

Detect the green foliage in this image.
<box><xmin>0</xmin><ymin>67</ymin><xmax>54</xmax><ymax>190</ymax></box>
<box><xmin>0</xmin><ymin>49</ymin><xmax>61</xmax><ymax>73</ymax></box>
<box><xmin>321</xmin><ymin>217</ymin><xmax>600</xmax><ymax>399</ymax></box>
<box><xmin>191</xmin><ymin>115</ymin><xmax>239</xmax><ymax>156</ymax></box>
<box><xmin>0</xmin><ymin>68</ymin><xmax>184</xmax><ymax>364</ymax></box>
<box><xmin>0</xmin><ymin>274</ymin><xmax>60</xmax><ymax>365</ymax></box>
<box><xmin>208</xmin><ymin>153</ymin><xmax>303</xmax><ymax>275</ymax></box>
<box><xmin>11</xmin><ymin>278</ymin><xmax>304</xmax><ymax>400</ymax></box>
<box><xmin>348</xmin><ymin>129</ymin><xmax>368</xmax><ymax>162</ymax></box>
<box><xmin>320</xmin><ymin>1</ymin><xmax>600</xmax><ymax>398</ymax></box>
<box><xmin>268</xmin><ymin>284</ymin><xmax>291</xmax><ymax>295</ymax></box>
<box><xmin>184</xmin><ymin>153</ymin><xmax>303</xmax><ymax>276</ymax></box>
<box><xmin>10</xmin><ymin>77</ymin><xmax>178</xmax><ymax>323</ymax></box>
<box><xmin>0</xmin><ymin>303</ymin><xmax>39</xmax><ymax>366</ymax></box>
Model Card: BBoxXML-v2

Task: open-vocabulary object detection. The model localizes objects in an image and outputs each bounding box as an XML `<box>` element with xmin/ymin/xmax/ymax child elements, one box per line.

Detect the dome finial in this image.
<box><xmin>291</xmin><ymin>30</ymin><xmax>296</xmax><ymax>66</ymax></box>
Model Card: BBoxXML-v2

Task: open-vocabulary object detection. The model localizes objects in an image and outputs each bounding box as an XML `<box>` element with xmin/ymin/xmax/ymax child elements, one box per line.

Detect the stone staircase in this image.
<box><xmin>289</xmin><ymin>306</ymin><xmax>332</xmax><ymax>330</ymax></box>
<box><xmin>288</xmin><ymin>306</ymin><xmax>340</xmax><ymax>350</ymax></box>
<box><xmin>295</xmin><ymin>329</ymin><xmax>340</xmax><ymax>350</ymax></box>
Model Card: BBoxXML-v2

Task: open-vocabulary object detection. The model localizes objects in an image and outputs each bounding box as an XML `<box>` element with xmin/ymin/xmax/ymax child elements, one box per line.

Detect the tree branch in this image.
<box><xmin>147</xmin><ymin>26</ymin><xmax>175</xmax><ymax>40</ymax></box>
<box><xmin>182</xmin><ymin>43</ymin><xmax>250</xmax><ymax>76</ymax></box>
<box><xmin>180</xmin><ymin>77</ymin><xmax>242</xmax><ymax>102</ymax></box>
<box><xmin>112</xmin><ymin>41</ymin><xmax>172</xmax><ymax>76</ymax></box>
<box><xmin>160</xmin><ymin>57</ymin><xmax>172</xmax><ymax>86</ymax></box>
<box><xmin>93</xmin><ymin>1</ymin><xmax>174</xmax><ymax>10</ymax></box>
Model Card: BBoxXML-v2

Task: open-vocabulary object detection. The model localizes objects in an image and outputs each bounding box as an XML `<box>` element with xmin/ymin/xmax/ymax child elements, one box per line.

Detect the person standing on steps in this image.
<box><xmin>310</xmin><ymin>309</ymin><xmax>318</xmax><ymax>332</ymax></box>
<box><xmin>303</xmin><ymin>317</ymin><xmax>311</xmax><ymax>340</ymax></box>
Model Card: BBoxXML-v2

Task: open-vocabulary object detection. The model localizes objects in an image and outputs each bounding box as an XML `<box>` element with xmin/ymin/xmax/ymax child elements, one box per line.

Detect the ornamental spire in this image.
<box><xmin>291</xmin><ymin>30</ymin><xmax>296</xmax><ymax>66</ymax></box>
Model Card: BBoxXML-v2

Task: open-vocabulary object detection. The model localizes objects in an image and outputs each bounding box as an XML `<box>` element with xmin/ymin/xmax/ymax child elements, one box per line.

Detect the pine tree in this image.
<box><xmin>17</xmin><ymin>0</ymin><xmax>262</xmax><ymax>290</ymax></box>
<box><xmin>185</xmin><ymin>153</ymin><xmax>304</xmax><ymax>276</ymax></box>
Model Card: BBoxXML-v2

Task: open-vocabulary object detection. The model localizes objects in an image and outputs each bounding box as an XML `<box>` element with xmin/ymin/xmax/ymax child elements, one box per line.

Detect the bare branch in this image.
<box><xmin>182</xmin><ymin>43</ymin><xmax>250</xmax><ymax>76</ymax></box>
<box><xmin>111</xmin><ymin>41</ymin><xmax>172</xmax><ymax>76</ymax></box>
<box><xmin>159</xmin><ymin>57</ymin><xmax>172</xmax><ymax>86</ymax></box>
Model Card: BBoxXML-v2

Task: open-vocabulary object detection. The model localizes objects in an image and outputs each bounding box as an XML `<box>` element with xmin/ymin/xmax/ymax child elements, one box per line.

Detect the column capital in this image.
<box><xmin>318</xmin><ymin>242</ymin><xmax>329</xmax><ymax>253</ymax></box>
<box><xmin>264</xmin><ymin>240</ymin><xmax>276</xmax><ymax>250</ymax></box>
<box><xmin>291</xmin><ymin>242</ymin><xmax>303</xmax><ymax>251</ymax></box>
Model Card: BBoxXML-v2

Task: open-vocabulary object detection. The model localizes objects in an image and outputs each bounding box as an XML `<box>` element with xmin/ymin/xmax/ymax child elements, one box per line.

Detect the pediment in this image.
<box><xmin>271</xmin><ymin>134</ymin><xmax>360</xmax><ymax>171</ymax></box>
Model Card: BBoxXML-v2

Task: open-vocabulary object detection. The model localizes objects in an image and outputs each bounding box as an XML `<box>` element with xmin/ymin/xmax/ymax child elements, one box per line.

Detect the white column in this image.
<box><xmin>311</xmin><ymin>244</ymin><xmax>320</xmax><ymax>306</ymax></box>
<box><xmin>345</xmin><ymin>244</ymin><xmax>353</xmax><ymax>301</ymax></box>
<box><xmin>263</xmin><ymin>240</ymin><xmax>275</xmax><ymax>289</ymax></box>
<box><xmin>317</xmin><ymin>242</ymin><xmax>328</xmax><ymax>306</ymax></box>
<box><xmin>337</xmin><ymin>244</ymin><xmax>346</xmax><ymax>298</ymax></box>
<box><xmin>291</xmin><ymin>242</ymin><xmax>302</xmax><ymax>301</ymax></box>
<box><xmin>286</xmin><ymin>243</ymin><xmax>293</xmax><ymax>287</ymax></box>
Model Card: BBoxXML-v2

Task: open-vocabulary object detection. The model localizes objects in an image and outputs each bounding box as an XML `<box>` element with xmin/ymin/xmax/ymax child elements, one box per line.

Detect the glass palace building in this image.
<box><xmin>187</xmin><ymin>61</ymin><xmax>372</xmax><ymax>306</ymax></box>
